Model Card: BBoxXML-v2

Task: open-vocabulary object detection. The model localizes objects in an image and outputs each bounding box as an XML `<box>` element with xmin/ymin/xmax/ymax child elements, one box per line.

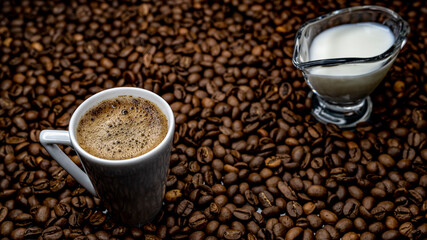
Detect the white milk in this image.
<box><xmin>309</xmin><ymin>22</ymin><xmax>395</xmax><ymax>75</ymax></box>
<box><xmin>306</xmin><ymin>22</ymin><xmax>396</xmax><ymax>102</ymax></box>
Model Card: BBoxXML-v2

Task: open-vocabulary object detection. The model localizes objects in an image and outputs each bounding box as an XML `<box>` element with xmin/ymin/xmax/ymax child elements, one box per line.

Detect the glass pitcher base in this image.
<box><xmin>311</xmin><ymin>93</ymin><xmax>372</xmax><ymax>129</ymax></box>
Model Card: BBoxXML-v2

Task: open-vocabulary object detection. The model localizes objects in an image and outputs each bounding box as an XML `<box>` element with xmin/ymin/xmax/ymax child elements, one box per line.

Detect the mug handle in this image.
<box><xmin>40</xmin><ymin>130</ymin><xmax>97</xmax><ymax>196</ymax></box>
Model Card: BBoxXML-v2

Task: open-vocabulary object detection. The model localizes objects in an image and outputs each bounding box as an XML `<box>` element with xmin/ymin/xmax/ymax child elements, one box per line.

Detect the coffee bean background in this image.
<box><xmin>0</xmin><ymin>0</ymin><xmax>426</xmax><ymax>239</ymax></box>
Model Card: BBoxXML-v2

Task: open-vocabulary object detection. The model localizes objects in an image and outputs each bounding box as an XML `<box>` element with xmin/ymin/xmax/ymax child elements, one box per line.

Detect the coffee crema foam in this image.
<box><xmin>76</xmin><ymin>95</ymin><xmax>168</xmax><ymax>160</ymax></box>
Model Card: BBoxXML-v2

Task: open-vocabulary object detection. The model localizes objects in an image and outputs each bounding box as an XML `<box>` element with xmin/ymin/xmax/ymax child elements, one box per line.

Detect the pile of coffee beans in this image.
<box><xmin>1</xmin><ymin>0</ymin><xmax>426</xmax><ymax>239</ymax></box>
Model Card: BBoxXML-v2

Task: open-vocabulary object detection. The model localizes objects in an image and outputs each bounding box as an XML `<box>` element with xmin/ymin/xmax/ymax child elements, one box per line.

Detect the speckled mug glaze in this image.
<box><xmin>40</xmin><ymin>87</ymin><xmax>175</xmax><ymax>226</ymax></box>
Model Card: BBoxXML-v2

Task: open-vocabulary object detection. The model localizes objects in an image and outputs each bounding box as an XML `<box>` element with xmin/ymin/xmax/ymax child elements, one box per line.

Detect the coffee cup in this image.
<box><xmin>40</xmin><ymin>87</ymin><xmax>175</xmax><ymax>226</ymax></box>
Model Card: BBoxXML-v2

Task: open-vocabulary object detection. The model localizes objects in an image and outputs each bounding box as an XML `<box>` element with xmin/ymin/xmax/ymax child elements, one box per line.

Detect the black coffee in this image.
<box><xmin>76</xmin><ymin>95</ymin><xmax>168</xmax><ymax>160</ymax></box>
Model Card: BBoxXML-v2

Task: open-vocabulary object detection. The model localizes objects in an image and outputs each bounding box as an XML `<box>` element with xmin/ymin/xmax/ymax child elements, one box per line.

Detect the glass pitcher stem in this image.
<box><xmin>310</xmin><ymin>93</ymin><xmax>372</xmax><ymax>129</ymax></box>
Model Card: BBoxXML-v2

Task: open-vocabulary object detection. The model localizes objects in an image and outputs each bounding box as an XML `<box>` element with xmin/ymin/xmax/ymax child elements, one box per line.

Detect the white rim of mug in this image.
<box><xmin>69</xmin><ymin>87</ymin><xmax>175</xmax><ymax>166</ymax></box>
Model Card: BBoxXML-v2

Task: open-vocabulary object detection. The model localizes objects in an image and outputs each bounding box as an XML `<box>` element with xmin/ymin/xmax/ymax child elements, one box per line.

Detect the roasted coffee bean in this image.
<box><xmin>385</xmin><ymin>216</ymin><xmax>399</xmax><ymax>229</ymax></box>
<box><xmin>188</xmin><ymin>230</ymin><xmax>205</xmax><ymax>240</ymax></box>
<box><xmin>258</xmin><ymin>228</ymin><xmax>273</xmax><ymax>240</ymax></box>
<box><xmin>323</xmin><ymin>225</ymin><xmax>340</xmax><ymax>240</ymax></box>
<box><xmin>231</xmin><ymin>221</ymin><xmax>246</xmax><ymax>233</ymax></box>
<box><xmin>289</xmin><ymin>178</ymin><xmax>304</xmax><ymax>192</ymax></box>
<box><xmin>335</xmin><ymin>218</ymin><xmax>353</xmax><ymax>234</ymax></box>
<box><xmin>0</xmin><ymin>206</ymin><xmax>8</xmax><ymax>223</ymax></box>
<box><xmin>206</xmin><ymin>220</ymin><xmax>220</xmax><ymax>235</ymax></box>
<box><xmin>394</xmin><ymin>206</ymin><xmax>412</xmax><ymax>222</ymax></box>
<box><xmin>272</xmin><ymin>222</ymin><xmax>286</xmax><ymax>238</ymax></box>
<box><xmin>377</xmin><ymin>201</ymin><xmax>395</xmax><ymax>213</ymax></box>
<box><xmin>189</xmin><ymin>212</ymin><xmax>207</xmax><ymax>230</ymax></box>
<box><xmin>265</xmin><ymin>156</ymin><xmax>282</xmax><ymax>168</ymax></box>
<box><xmin>197</xmin><ymin>146</ymin><xmax>214</xmax><ymax>164</ymax></box>
<box><xmin>89</xmin><ymin>211</ymin><xmax>106</xmax><ymax>226</ymax></box>
<box><xmin>415</xmin><ymin>223</ymin><xmax>427</xmax><ymax>237</ymax></box>
<box><xmin>223</xmin><ymin>228</ymin><xmax>242</xmax><ymax>240</ymax></box>
<box><xmin>307</xmin><ymin>214</ymin><xmax>322</xmax><ymax>229</ymax></box>
<box><xmin>69</xmin><ymin>212</ymin><xmax>84</xmax><ymax>227</ymax></box>
<box><xmin>244</xmin><ymin>190</ymin><xmax>259</xmax><ymax>206</ymax></box>
<box><xmin>19</xmin><ymin>171</ymin><xmax>34</xmax><ymax>186</ymax></box>
<box><xmin>285</xmin><ymin>227</ymin><xmax>303</xmax><ymax>240</ymax></box>
<box><xmin>262</xmin><ymin>206</ymin><xmax>280</xmax><ymax>218</ymax></box>
<box><xmin>348</xmin><ymin>185</ymin><xmax>364</xmax><ymax>200</ymax></box>
<box><xmin>371</xmin><ymin>205</ymin><xmax>387</xmax><ymax>221</ymax></box>
<box><xmin>342</xmin><ymin>232</ymin><xmax>359</xmax><ymax>240</ymax></box>
<box><xmin>258</xmin><ymin>191</ymin><xmax>274</xmax><ymax>208</ymax></box>
<box><xmin>307</xmin><ymin>185</ymin><xmax>327</xmax><ymax>198</ymax></box>
<box><xmin>177</xmin><ymin>200</ymin><xmax>194</xmax><ymax>217</ymax></box>
<box><xmin>343</xmin><ymin>199</ymin><xmax>360</xmax><ymax>219</ymax></box>
<box><xmin>41</xmin><ymin>226</ymin><xmax>63</xmax><ymax>240</ymax></box>
<box><xmin>233</xmin><ymin>208</ymin><xmax>252</xmax><ymax>221</ymax></box>
<box><xmin>8</xmin><ymin>209</ymin><xmax>23</xmax><ymax>221</ymax></box>
<box><xmin>246</xmin><ymin>221</ymin><xmax>260</xmax><ymax>235</ymax></box>
<box><xmin>253</xmin><ymin>212</ymin><xmax>265</xmax><ymax>226</ymax></box>
<box><xmin>303</xmin><ymin>202</ymin><xmax>316</xmax><ymax>215</ymax></box>
<box><xmin>15</xmin><ymin>213</ymin><xmax>33</xmax><ymax>226</ymax></box>
<box><xmin>1</xmin><ymin>221</ymin><xmax>14</xmax><ymax>236</ymax></box>
<box><xmin>354</xmin><ymin>217</ymin><xmax>367</xmax><ymax>231</ymax></box>
<box><xmin>315</xmin><ymin>229</ymin><xmax>331</xmax><ymax>240</ymax></box>
<box><xmin>51</xmin><ymin>168</ymin><xmax>67</xmax><ymax>180</ymax></box>
<box><xmin>287</xmin><ymin>201</ymin><xmax>303</xmax><ymax>218</ymax></box>
<box><xmin>165</xmin><ymin>189</ymin><xmax>182</xmax><ymax>202</ymax></box>
<box><xmin>320</xmin><ymin>210</ymin><xmax>338</xmax><ymax>225</ymax></box>
<box><xmin>362</xmin><ymin>196</ymin><xmax>375</xmax><ymax>210</ymax></box>
<box><xmin>399</xmin><ymin>222</ymin><xmax>414</xmax><ymax>237</ymax></box>
<box><xmin>369</xmin><ymin>222</ymin><xmax>386</xmax><ymax>234</ymax></box>
<box><xmin>71</xmin><ymin>196</ymin><xmax>87</xmax><ymax>208</ymax></box>
<box><xmin>381</xmin><ymin>230</ymin><xmax>401</xmax><ymax>240</ymax></box>
<box><xmin>35</xmin><ymin>205</ymin><xmax>50</xmax><ymax>223</ymax></box>
<box><xmin>112</xmin><ymin>225</ymin><xmax>127</xmax><ymax>236</ymax></box>
<box><xmin>24</xmin><ymin>226</ymin><xmax>43</xmax><ymax>239</ymax></box>
<box><xmin>11</xmin><ymin>227</ymin><xmax>26</xmax><ymax>240</ymax></box>
<box><xmin>408</xmin><ymin>189</ymin><xmax>423</xmax><ymax>204</ymax></box>
<box><xmin>54</xmin><ymin>202</ymin><xmax>71</xmax><ymax>217</ymax></box>
<box><xmin>278</xmin><ymin>181</ymin><xmax>298</xmax><ymax>201</ymax></box>
<box><xmin>360</xmin><ymin>232</ymin><xmax>376</xmax><ymax>240</ymax></box>
<box><xmin>50</xmin><ymin>179</ymin><xmax>65</xmax><ymax>192</ymax></box>
<box><xmin>302</xmin><ymin>229</ymin><xmax>314</xmax><ymax>240</ymax></box>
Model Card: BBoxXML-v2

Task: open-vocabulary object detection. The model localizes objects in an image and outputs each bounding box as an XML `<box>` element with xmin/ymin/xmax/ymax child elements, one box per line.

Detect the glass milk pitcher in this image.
<box><xmin>293</xmin><ymin>5</ymin><xmax>409</xmax><ymax>128</ymax></box>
